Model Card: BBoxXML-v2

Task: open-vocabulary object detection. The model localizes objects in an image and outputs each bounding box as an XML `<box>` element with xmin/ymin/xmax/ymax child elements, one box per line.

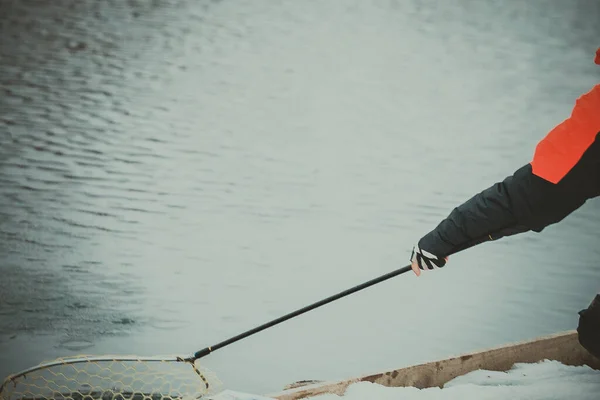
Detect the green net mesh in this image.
<box><xmin>0</xmin><ymin>355</ymin><xmax>221</xmax><ymax>400</ymax></box>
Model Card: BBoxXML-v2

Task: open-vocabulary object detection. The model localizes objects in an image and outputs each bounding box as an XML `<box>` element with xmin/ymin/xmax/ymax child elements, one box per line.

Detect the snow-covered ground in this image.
<box><xmin>209</xmin><ymin>360</ymin><xmax>600</xmax><ymax>400</ymax></box>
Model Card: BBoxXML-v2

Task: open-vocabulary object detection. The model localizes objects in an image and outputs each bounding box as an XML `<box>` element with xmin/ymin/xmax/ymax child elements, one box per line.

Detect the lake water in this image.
<box><xmin>0</xmin><ymin>0</ymin><xmax>599</xmax><ymax>395</ymax></box>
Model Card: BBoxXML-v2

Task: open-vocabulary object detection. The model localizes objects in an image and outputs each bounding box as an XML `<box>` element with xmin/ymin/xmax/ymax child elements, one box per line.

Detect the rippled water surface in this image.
<box><xmin>1</xmin><ymin>0</ymin><xmax>599</xmax><ymax>394</ymax></box>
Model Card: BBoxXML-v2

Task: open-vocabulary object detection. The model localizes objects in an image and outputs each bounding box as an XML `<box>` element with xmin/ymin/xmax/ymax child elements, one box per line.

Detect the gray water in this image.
<box><xmin>1</xmin><ymin>0</ymin><xmax>599</xmax><ymax>395</ymax></box>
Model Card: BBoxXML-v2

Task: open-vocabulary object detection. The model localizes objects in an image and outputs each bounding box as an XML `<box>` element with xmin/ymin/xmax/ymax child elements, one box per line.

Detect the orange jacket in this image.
<box><xmin>531</xmin><ymin>83</ymin><xmax>600</xmax><ymax>184</ymax></box>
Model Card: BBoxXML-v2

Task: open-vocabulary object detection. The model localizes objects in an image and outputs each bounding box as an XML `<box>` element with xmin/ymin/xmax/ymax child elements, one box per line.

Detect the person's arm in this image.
<box><xmin>412</xmin><ymin>84</ymin><xmax>600</xmax><ymax>271</ymax></box>
<box><xmin>419</xmin><ymin>158</ymin><xmax>598</xmax><ymax>258</ymax></box>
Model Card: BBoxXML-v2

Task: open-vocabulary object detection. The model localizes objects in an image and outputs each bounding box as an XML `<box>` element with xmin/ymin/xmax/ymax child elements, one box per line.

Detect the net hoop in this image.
<box><xmin>0</xmin><ymin>354</ymin><xmax>219</xmax><ymax>400</ymax></box>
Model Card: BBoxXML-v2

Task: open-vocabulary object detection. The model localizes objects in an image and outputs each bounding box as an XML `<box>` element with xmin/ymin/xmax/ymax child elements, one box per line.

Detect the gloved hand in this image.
<box><xmin>410</xmin><ymin>244</ymin><xmax>448</xmax><ymax>276</ymax></box>
<box><xmin>577</xmin><ymin>294</ymin><xmax>600</xmax><ymax>359</ymax></box>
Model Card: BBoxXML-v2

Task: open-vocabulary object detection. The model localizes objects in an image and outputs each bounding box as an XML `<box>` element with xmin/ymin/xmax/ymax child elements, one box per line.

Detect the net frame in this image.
<box><xmin>0</xmin><ymin>355</ymin><xmax>219</xmax><ymax>400</ymax></box>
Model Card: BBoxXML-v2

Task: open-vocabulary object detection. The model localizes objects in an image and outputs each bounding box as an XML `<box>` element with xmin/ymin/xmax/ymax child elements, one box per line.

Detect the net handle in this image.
<box><xmin>190</xmin><ymin>264</ymin><xmax>413</xmax><ymax>361</ymax></box>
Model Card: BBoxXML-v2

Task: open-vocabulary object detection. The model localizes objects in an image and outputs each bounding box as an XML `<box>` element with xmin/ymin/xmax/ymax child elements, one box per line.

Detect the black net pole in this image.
<box><xmin>192</xmin><ymin>264</ymin><xmax>413</xmax><ymax>360</ymax></box>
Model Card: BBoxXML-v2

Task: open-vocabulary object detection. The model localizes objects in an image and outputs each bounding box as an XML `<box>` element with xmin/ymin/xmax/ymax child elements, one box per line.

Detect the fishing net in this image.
<box><xmin>0</xmin><ymin>266</ymin><xmax>418</xmax><ymax>400</ymax></box>
<box><xmin>0</xmin><ymin>355</ymin><xmax>222</xmax><ymax>400</ymax></box>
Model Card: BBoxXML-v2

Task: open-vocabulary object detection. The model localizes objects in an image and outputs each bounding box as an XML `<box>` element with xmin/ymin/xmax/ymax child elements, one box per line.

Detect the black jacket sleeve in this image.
<box><xmin>417</xmin><ymin>133</ymin><xmax>600</xmax><ymax>258</ymax></box>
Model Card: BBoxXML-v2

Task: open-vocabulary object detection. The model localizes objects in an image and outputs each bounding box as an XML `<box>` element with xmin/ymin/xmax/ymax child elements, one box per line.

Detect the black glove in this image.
<box><xmin>577</xmin><ymin>294</ymin><xmax>600</xmax><ymax>359</ymax></box>
<box><xmin>410</xmin><ymin>244</ymin><xmax>447</xmax><ymax>271</ymax></box>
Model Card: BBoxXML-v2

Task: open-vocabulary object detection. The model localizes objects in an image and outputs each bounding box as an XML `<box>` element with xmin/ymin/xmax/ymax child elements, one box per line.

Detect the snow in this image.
<box><xmin>206</xmin><ymin>360</ymin><xmax>600</xmax><ymax>400</ymax></box>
